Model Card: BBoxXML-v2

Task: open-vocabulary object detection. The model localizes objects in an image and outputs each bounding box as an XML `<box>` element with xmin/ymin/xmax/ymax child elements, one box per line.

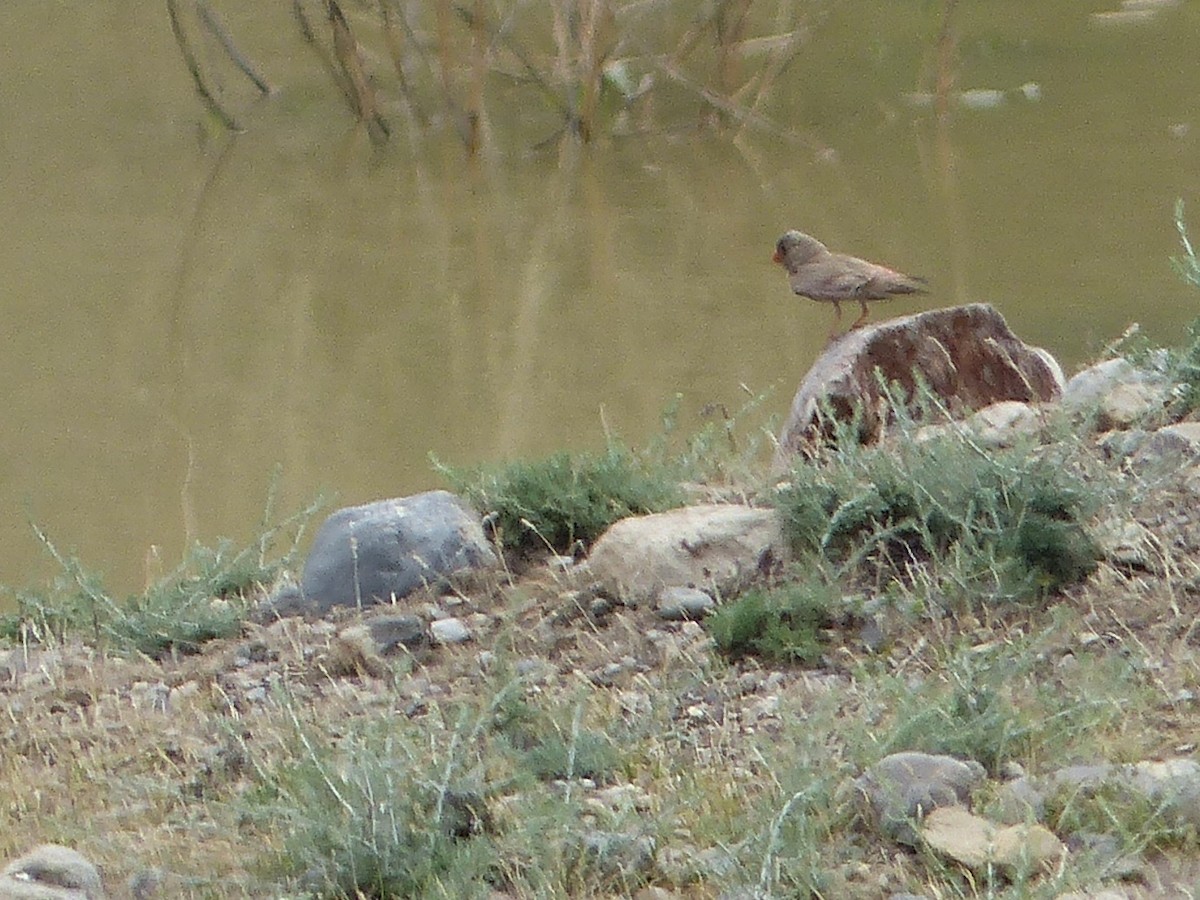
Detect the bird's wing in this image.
<box><xmin>790</xmin><ymin>259</ymin><xmax>872</xmax><ymax>300</ymax></box>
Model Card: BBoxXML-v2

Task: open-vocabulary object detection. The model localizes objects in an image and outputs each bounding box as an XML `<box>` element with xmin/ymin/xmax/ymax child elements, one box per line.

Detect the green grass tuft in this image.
<box><xmin>774</xmin><ymin>403</ymin><xmax>1102</xmax><ymax>606</ymax></box>
<box><xmin>0</xmin><ymin>495</ymin><xmax>322</xmax><ymax>656</ymax></box>
<box><xmin>437</xmin><ymin>444</ymin><xmax>684</xmax><ymax>555</ymax></box>
<box><xmin>707</xmin><ymin>583</ymin><xmax>834</xmax><ymax>665</ymax></box>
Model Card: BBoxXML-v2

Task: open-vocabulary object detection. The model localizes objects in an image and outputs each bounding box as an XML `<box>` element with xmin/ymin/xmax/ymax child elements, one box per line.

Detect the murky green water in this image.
<box><xmin>1</xmin><ymin>1</ymin><xmax>1197</xmax><ymax>601</ymax></box>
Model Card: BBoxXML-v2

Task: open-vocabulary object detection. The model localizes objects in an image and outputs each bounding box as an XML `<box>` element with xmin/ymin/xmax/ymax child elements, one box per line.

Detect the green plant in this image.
<box><xmin>0</xmin><ymin>494</ymin><xmax>322</xmax><ymax>655</ymax></box>
<box><xmin>252</xmin><ymin>672</ymin><xmax>662</xmax><ymax>898</ymax></box>
<box><xmin>1106</xmin><ymin>201</ymin><xmax>1200</xmax><ymax>419</ymax></box>
<box><xmin>775</xmin><ymin>395</ymin><xmax>1102</xmax><ymax>605</ymax></box>
<box><xmin>644</xmin><ymin>386</ymin><xmax>779</xmax><ymax>490</ymax></box>
<box><xmin>707</xmin><ymin>583</ymin><xmax>834</xmax><ymax>665</ymax></box>
<box><xmin>258</xmin><ymin>716</ymin><xmax>499</xmax><ymax>898</ymax></box>
<box><xmin>1045</xmin><ymin>776</ymin><xmax>1200</xmax><ymax>857</ymax></box>
<box><xmin>1172</xmin><ymin>198</ymin><xmax>1200</xmax><ymax>290</ymax></box>
<box><xmin>880</xmin><ymin>649</ymin><xmax>1035</xmax><ymax>775</ymax></box>
<box><xmin>437</xmin><ymin>444</ymin><xmax>683</xmax><ymax>555</ymax></box>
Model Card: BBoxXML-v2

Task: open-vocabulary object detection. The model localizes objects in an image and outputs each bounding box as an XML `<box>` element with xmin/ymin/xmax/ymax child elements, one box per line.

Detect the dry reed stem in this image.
<box><xmin>166</xmin><ymin>0</ymin><xmax>242</xmax><ymax>131</ymax></box>
<box><xmin>932</xmin><ymin>0</ymin><xmax>960</xmax><ymax>122</ymax></box>
<box><xmin>293</xmin><ymin>0</ymin><xmax>354</xmax><ymax>109</ymax></box>
<box><xmin>327</xmin><ymin>0</ymin><xmax>391</xmax><ymax>144</ymax></box>
<box><xmin>379</xmin><ymin>1</ymin><xmax>424</xmax><ymax>125</ymax></box>
<box><xmin>196</xmin><ymin>0</ymin><xmax>273</xmax><ymax>95</ymax></box>
<box><xmin>467</xmin><ymin>0</ymin><xmax>488</xmax><ymax>154</ymax></box>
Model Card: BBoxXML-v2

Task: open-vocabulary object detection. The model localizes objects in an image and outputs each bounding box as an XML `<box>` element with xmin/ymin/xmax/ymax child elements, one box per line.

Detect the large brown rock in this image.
<box><xmin>773</xmin><ymin>304</ymin><xmax>1064</xmax><ymax>469</ymax></box>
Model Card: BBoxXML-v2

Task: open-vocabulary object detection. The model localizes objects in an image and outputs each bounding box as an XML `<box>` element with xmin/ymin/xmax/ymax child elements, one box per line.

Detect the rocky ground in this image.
<box><xmin>6</xmin><ymin>311</ymin><xmax>1200</xmax><ymax>899</ymax></box>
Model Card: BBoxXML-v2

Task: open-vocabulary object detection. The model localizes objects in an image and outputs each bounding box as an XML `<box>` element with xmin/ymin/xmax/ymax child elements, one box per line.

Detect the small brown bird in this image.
<box><xmin>772</xmin><ymin>230</ymin><xmax>927</xmax><ymax>335</ymax></box>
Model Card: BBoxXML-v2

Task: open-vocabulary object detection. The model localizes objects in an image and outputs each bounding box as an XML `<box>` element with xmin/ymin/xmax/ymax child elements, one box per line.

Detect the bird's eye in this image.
<box><xmin>775</xmin><ymin>238</ymin><xmax>787</xmax><ymax>255</ymax></box>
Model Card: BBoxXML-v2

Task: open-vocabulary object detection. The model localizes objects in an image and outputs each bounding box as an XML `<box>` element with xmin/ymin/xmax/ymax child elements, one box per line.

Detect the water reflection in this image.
<box><xmin>0</xmin><ymin>1</ymin><xmax>1197</xmax><ymax>600</ymax></box>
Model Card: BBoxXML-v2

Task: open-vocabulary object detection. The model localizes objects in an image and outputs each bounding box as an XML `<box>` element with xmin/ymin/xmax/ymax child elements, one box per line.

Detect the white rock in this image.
<box><xmin>430</xmin><ymin>617</ymin><xmax>471</xmax><ymax>645</ymax></box>
<box><xmin>588</xmin><ymin>505</ymin><xmax>780</xmax><ymax>604</ymax></box>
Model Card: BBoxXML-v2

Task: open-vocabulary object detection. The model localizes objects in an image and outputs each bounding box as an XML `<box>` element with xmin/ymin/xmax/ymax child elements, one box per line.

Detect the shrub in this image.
<box><xmin>774</xmin><ymin>412</ymin><xmax>1101</xmax><ymax>604</ymax></box>
<box><xmin>707</xmin><ymin>583</ymin><xmax>834</xmax><ymax>665</ymax></box>
<box><xmin>438</xmin><ymin>444</ymin><xmax>683</xmax><ymax>554</ymax></box>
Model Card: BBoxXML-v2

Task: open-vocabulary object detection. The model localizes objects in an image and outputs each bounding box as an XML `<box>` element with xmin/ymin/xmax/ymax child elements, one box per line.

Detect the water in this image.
<box><xmin>1</xmin><ymin>1</ymin><xmax>1197</xmax><ymax>601</ymax></box>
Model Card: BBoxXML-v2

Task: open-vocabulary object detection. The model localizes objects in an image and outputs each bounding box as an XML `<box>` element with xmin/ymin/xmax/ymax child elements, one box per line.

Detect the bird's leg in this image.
<box><xmin>849</xmin><ymin>301</ymin><xmax>868</xmax><ymax>333</ymax></box>
<box><xmin>827</xmin><ymin>301</ymin><xmax>843</xmax><ymax>341</ymax></box>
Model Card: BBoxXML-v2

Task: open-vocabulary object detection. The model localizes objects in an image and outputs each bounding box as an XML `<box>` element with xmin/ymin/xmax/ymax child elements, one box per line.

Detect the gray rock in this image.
<box><xmin>1097</xmin><ymin>428</ymin><xmax>1151</xmax><ymax>461</ymax></box>
<box><xmin>1063</xmin><ymin>355</ymin><xmax>1173</xmax><ymax>430</ymax></box>
<box><xmin>965</xmin><ymin>400</ymin><xmax>1045</xmax><ymax>448</ymax></box>
<box><xmin>1128</xmin><ymin>758</ymin><xmax>1200</xmax><ymax>829</ymax></box>
<box><xmin>1047</xmin><ymin>757</ymin><xmax>1200</xmax><ymax>831</ymax></box>
<box><xmin>773</xmin><ymin>304</ymin><xmax>1063</xmax><ymax>467</ymax></box>
<box><xmin>990</xmin><ymin>775</ymin><xmax>1046</xmax><ymax>825</ymax></box>
<box><xmin>1130</xmin><ymin>423</ymin><xmax>1200</xmax><ymax>473</ymax></box>
<box><xmin>364</xmin><ymin>615</ymin><xmax>428</xmax><ymax>653</ymax></box>
<box><xmin>1093</xmin><ymin>518</ymin><xmax>1158</xmax><ymax>570</ymax></box>
<box><xmin>570</xmin><ymin>831</ymin><xmax>656</xmax><ymax>888</ymax></box>
<box><xmin>262</xmin><ymin>491</ymin><xmax>496</xmax><ymax>617</ymax></box>
<box><xmin>1064</xmin><ymin>357</ymin><xmax>1142</xmax><ymax>408</ymax></box>
<box><xmin>430</xmin><ymin>617</ymin><xmax>471</xmax><ymax>645</ymax></box>
<box><xmin>587</xmin><ymin>505</ymin><xmax>780</xmax><ymax>605</ymax></box>
<box><xmin>655</xmin><ymin>587</ymin><xmax>716</xmax><ymax>620</ymax></box>
<box><xmin>854</xmin><ymin>751</ymin><xmax>987</xmax><ymax>845</ymax></box>
<box><xmin>329</xmin><ymin>615</ymin><xmax>428</xmax><ymax>677</ymax></box>
<box><xmin>916</xmin><ymin>401</ymin><xmax>1043</xmax><ymax>448</ymax></box>
<box><xmin>0</xmin><ymin>845</ymin><xmax>104</xmax><ymax>899</ymax></box>
<box><xmin>1096</xmin><ymin>381</ymin><xmax>1168</xmax><ymax>430</ymax></box>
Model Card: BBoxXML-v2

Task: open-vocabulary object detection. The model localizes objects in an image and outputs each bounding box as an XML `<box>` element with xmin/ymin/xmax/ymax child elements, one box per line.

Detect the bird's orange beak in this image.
<box><xmin>771</xmin><ymin>248</ymin><xmax>784</xmax><ymax>265</ymax></box>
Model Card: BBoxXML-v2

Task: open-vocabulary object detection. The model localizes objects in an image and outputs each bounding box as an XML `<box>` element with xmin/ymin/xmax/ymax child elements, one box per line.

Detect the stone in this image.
<box><xmin>854</xmin><ymin>751</ymin><xmax>987</xmax><ymax>845</ymax></box>
<box><xmin>329</xmin><ymin>615</ymin><xmax>428</xmax><ymax>677</ymax></box>
<box><xmin>919</xmin><ymin>806</ymin><xmax>992</xmax><ymax>868</ymax></box>
<box><xmin>916</xmin><ymin>400</ymin><xmax>1043</xmax><ymax>448</ymax></box>
<box><xmin>773</xmin><ymin>304</ymin><xmax>1064</xmax><ymax>467</ymax></box>
<box><xmin>989</xmin><ymin>822</ymin><xmax>1066</xmax><ymax>870</ymax></box>
<box><xmin>1063</xmin><ymin>358</ymin><xmax>1140</xmax><ymax>408</ymax></box>
<box><xmin>1047</xmin><ymin>757</ymin><xmax>1200</xmax><ymax>830</ymax></box>
<box><xmin>1096</xmin><ymin>381</ymin><xmax>1167</xmax><ymax>430</ymax></box>
<box><xmin>1063</xmin><ymin>355</ymin><xmax>1173</xmax><ymax>431</ymax></box>
<box><xmin>363</xmin><ymin>615</ymin><xmax>429</xmax><ymax>653</ymax></box>
<box><xmin>430</xmin><ymin>617</ymin><xmax>471</xmax><ymax>645</ymax></box>
<box><xmin>920</xmin><ymin>807</ymin><xmax>1065</xmax><ymax>872</ymax></box>
<box><xmin>0</xmin><ymin>845</ymin><xmax>105</xmax><ymax>899</ymax></box>
<box><xmin>1129</xmin><ymin>758</ymin><xmax>1200</xmax><ymax>829</ymax></box>
<box><xmin>655</xmin><ymin>586</ymin><xmax>716</xmax><ymax>620</ymax></box>
<box><xmin>1130</xmin><ymin>423</ymin><xmax>1200</xmax><ymax>472</ymax></box>
<box><xmin>571</xmin><ymin>831</ymin><xmax>656</xmax><ymax>888</ymax></box>
<box><xmin>963</xmin><ymin>400</ymin><xmax>1044</xmax><ymax>448</ymax></box>
<box><xmin>261</xmin><ymin>491</ymin><xmax>497</xmax><ymax>617</ymax></box>
<box><xmin>1093</xmin><ymin>518</ymin><xmax>1158</xmax><ymax>570</ymax></box>
<box><xmin>587</xmin><ymin>505</ymin><xmax>780</xmax><ymax>605</ymax></box>
<box><xmin>991</xmin><ymin>775</ymin><xmax>1046</xmax><ymax>825</ymax></box>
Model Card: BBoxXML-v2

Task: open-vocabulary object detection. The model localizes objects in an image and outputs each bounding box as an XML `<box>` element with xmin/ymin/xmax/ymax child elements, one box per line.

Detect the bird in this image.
<box><xmin>772</xmin><ymin>230</ymin><xmax>927</xmax><ymax>336</ymax></box>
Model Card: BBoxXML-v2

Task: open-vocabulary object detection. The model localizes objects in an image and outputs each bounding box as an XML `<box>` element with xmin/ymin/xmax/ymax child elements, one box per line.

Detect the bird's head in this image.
<box><xmin>772</xmin><ymin>230</ymin><xmax>827</xmax><ymax>270</ymax></box>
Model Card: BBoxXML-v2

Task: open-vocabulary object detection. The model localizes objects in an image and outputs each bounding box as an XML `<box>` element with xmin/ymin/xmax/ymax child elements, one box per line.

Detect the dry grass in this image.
<box><xmin>8</xmin><ymin>362</ymin><xmax>1200</xmax><ymax>896</ymax></box>
<box><xmin>4</xmin><ymin>525</ymin><xmax>1200</xmax><ymax>898</ymax></box>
